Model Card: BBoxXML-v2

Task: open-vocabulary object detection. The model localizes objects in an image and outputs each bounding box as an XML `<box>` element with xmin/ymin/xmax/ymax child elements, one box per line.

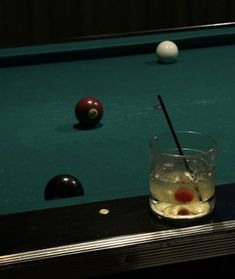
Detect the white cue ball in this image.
<box><xmin>156</xmin><ymin>40</ymin><xmax>179</xmax><ymax>63</ymax></box>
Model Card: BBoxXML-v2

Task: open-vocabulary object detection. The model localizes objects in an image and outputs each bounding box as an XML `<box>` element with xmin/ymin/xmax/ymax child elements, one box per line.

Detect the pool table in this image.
<box><xmin>0</xmin><ymin>23</ymin><xmax>235</xmax><ymax>278</ymax></box>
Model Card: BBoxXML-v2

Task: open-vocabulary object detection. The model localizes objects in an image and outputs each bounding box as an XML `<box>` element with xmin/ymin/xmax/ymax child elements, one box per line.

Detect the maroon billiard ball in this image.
<box><xmin>75</xmin><ymin>96</ymin><xmax>103</xmax><ymax>127</ymax></box>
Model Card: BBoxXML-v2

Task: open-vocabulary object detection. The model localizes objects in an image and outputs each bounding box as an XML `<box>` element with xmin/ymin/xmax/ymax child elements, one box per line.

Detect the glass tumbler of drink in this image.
<box><xmin>149</xmin><ymin>131</ymin><xmax>216</xmax><ymax>221</ymax></box>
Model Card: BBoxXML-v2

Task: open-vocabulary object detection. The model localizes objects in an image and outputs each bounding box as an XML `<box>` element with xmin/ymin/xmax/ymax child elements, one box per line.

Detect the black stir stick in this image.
<box><xmin>157</xmin><ymin>95</ymin><xmax>202</xmax><ymax>199</ymax></box>
<box><xmin>158</xmin><ymin>95</ymin><xmax>186</xmax><ymax>157</ymax></box>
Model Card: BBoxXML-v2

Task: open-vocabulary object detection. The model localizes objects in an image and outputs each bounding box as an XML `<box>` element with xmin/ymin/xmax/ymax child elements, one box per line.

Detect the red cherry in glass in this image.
<box><xmin>174</xmin><ymin>187</ymin><xmax>194</xmax><ymax>203</ymax></box>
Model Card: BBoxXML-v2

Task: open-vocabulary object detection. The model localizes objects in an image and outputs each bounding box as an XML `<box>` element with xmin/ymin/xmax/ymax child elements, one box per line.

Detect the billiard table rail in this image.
<box><xmin>0</xmin><ymin>219</ymin><xmax>235</xmax><ymax>267</ymax></box>
<box><xmin>1</xmin><ymin>22</ymin><xmax>235</xmax><ymax>67</ymax></box>
<box><xmin>0</xmin><ymin>183</ymin><xmax>235</xmax><ymax>278</ymax></box>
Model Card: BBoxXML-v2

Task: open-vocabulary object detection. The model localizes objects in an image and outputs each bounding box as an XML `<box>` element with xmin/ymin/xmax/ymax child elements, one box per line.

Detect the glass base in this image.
<box><xmin>150</xmin><ymin>197</ymin><xmax>215</xmax><ymax>220</ymax></box>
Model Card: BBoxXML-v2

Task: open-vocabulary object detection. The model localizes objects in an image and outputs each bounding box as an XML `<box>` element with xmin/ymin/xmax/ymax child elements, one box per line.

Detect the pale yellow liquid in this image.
<box><xmin>149</xmin><ymin>162</ymin><xmax>215</xmax><ymax>220</ymax></box>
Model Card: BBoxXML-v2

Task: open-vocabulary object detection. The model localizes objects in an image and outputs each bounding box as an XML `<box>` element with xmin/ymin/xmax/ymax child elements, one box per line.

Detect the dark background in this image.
<box><xmin>0</xmin><ymin>0</ymin><xmax>235</xmax><ymax>48</ymax></box>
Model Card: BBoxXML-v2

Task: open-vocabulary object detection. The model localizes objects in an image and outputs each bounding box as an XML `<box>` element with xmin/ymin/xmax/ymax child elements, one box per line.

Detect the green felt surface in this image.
<box><xmin>0</xmin><ymin>25</ymin><xmax>235</xmax><ymax>215</ymax></box>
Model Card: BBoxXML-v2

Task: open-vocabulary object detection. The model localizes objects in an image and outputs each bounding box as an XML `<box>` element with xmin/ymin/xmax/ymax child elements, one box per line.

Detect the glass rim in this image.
<box><xmin>150</xmin><ymin>130</ymin><xmax>217</xmax><ymax>158</ymax></box>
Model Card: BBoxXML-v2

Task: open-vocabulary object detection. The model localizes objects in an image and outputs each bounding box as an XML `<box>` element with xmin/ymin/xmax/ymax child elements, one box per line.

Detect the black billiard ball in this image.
<box><xmin>75</xmin><ymin>96</ymin><xmax>103</xmax><ymax>127</ymax></box>
<box><xmin>44</xmin><ymin>174</ymin><xmax>84</xmax><ymax>200</ymax></box>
